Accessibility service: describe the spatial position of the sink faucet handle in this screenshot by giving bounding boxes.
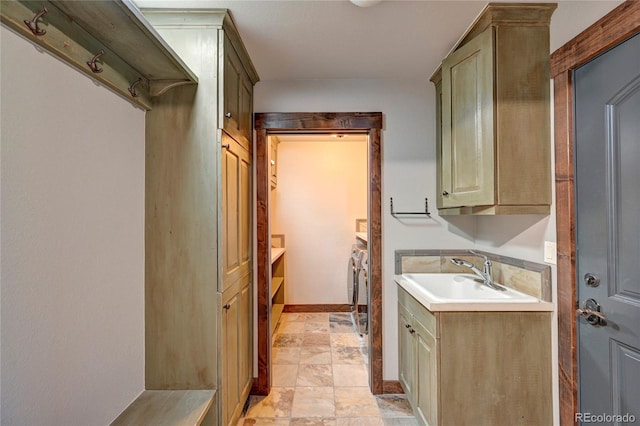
[469,250,492,274]
[469,249,489,262]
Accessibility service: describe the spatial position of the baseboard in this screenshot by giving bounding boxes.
[283,304,351,313]
[382,380,404,394]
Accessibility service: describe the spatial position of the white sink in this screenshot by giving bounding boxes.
[396,273,552,311]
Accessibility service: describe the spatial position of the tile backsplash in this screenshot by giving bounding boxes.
[395,249,551,302]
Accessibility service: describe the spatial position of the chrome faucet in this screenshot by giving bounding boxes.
[450,250,505,291]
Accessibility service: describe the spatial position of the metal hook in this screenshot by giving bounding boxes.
[24,7,48,36]
[87,49,106,73]
[128,78,144,98]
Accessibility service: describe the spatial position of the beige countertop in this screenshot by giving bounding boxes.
[355,232,368,244]
[271,247,285,264]
[395,274,553,312]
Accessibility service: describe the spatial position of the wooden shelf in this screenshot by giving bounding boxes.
[270,239,286,333]
[271,247,285,264]
[0,0,198,110]
[271,277,284,299]
[271,303,285,335]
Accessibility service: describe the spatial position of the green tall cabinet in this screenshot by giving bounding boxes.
[143,9,259,426]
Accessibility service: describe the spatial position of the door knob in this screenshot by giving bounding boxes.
[442,191,449,196]
[225,112,232,118]
[576,298,607,326]
[584,273,600,287]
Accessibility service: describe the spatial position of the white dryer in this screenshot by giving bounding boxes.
[347,243,368,335]
[355,250,369,336]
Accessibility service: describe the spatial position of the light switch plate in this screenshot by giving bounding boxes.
[544,241,557,264]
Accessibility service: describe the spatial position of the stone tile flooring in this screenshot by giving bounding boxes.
[237,312,419,426]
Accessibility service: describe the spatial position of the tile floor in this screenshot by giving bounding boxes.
[237,312,419,426]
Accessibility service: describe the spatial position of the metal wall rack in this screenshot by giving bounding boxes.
[390,197,431,218]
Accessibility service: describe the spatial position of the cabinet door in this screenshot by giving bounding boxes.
[222,35,240,137]
[239,74,253,145]
[415,322,438,426]
[441,27,494,208]
[221,290,240,426]
[238,283,252,399]
[221,132,252,293]
[222,35,252,148]
[398,303,415,401]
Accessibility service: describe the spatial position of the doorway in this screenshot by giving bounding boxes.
[551,2,640,424]
[253,112,383,396]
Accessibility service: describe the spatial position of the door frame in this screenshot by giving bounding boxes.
[253,112,384,396]
[551,2,640,424]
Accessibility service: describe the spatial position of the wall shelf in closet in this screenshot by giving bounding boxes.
[271,236,286,335]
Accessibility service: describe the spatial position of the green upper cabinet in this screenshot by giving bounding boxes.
[222,32,257,148]
[431,3,557,215]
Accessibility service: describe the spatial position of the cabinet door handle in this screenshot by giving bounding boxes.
[225,112,232,118]
[442,190,449,196]
[223,304,231,310]
[222,144,230,150]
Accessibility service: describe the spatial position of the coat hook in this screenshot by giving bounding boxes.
[87,49,106,73]
[128,78,144,98]
[24,6,48,36]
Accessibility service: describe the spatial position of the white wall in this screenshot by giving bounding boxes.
[271,139,368,304]
[255,78,477,379]
[255,76,561,421]
[1,27,145,426]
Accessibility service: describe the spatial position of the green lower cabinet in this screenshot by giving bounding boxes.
[414,321,437,426]
[398,303,415,398]
[397,285,552,426]
[398,293,438,425]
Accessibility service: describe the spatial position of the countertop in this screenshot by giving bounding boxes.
[355,232,368,244]
[395,274,554,312]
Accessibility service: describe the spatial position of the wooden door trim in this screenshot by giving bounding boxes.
[253,112,383,396]
[551,2,640,424]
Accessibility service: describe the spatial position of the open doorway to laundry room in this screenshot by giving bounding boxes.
[268,132,368,313]
[253,112,384,397]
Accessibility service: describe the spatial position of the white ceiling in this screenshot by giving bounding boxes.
[134,0,623,82]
